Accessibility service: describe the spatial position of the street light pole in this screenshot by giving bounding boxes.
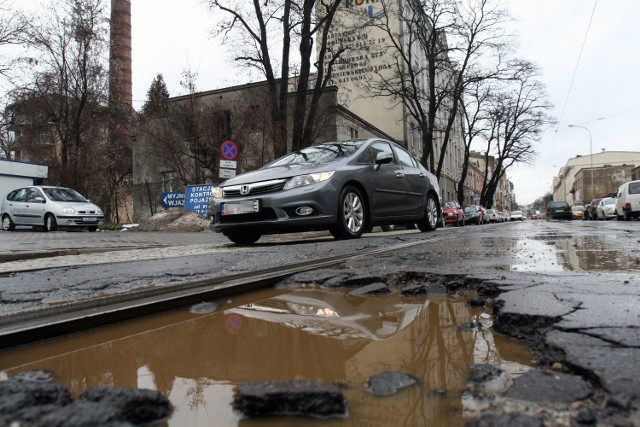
[568,124,594,202]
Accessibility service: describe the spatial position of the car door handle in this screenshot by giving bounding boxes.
[395,172,405,178]
[419,173,426,178]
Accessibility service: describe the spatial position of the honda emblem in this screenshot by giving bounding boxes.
[240,185,250,195]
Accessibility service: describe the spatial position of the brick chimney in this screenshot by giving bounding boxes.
[109,0,132,109]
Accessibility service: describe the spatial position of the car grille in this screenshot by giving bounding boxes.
[223,179,287,198]
[77,210,99,214]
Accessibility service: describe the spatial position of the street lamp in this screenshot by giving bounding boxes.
[568,124,593,202]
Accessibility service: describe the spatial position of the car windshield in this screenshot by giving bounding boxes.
[464,207,476,213]
[511,211,522,215]
[602,197,615,205]
[268,141,362,167]
[42,187,88,202]
[572,206,584,211]
[444,202,458,209]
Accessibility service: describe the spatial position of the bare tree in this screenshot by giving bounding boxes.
[362,0,509,178]
[0,0,29,79]
[457,77,492,206]
[478,60,555,208]
[205,0,343,158]
[12,0,109,198]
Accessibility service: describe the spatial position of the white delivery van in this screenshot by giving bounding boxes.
[615,180,640,220]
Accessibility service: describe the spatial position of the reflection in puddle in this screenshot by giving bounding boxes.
[515,233,640,272]
[0,288,533,426]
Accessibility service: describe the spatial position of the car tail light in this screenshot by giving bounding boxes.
[569,209,572,214]
[546,210,551,216]
[626,203,631,209]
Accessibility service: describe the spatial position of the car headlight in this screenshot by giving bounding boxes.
[96,208,103,215]
[62,207,77,214]
[211,186,223,198]
[283,171,335,190]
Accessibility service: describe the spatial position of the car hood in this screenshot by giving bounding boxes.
[220,162,338,186]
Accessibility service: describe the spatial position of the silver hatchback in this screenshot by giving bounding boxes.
[1,186,104,232]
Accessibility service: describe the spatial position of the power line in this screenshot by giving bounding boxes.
[543,0,598,171]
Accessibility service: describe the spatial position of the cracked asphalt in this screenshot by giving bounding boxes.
[1,219,640,423]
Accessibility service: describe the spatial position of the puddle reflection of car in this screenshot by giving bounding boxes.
[208,139,441,244]
[228,290,427,341]
[1,186,104,232]
[546,201,572,220]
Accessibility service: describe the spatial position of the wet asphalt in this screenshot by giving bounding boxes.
[0,219,639,423]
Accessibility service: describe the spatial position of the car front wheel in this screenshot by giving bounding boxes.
[417,194,439,232]
[2,214,15,231]
[330,186,366,240]
[44,214,57,232]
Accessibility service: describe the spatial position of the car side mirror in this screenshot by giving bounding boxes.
[375,152,394,165]
[35,197,45,203]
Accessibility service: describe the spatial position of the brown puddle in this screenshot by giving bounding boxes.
[0,287,533,426]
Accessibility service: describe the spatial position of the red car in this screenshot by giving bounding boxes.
[443,201,464,226]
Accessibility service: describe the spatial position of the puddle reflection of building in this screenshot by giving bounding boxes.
[554,237,638,272]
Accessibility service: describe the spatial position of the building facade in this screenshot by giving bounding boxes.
[552,151,640,205]
[132,83,396,222]
[319,0,466,202]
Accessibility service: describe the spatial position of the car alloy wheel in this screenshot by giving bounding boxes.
[2,214,15,231]
[44,214,57,232]
[330,186,365,240]
[417,194,438,232]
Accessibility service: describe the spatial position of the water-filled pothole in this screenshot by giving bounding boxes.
[0,276,534,426]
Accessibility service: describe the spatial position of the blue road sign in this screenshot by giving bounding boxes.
[162,192,185,208]
[185,184,217,217]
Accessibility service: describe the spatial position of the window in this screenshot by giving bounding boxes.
[163,171,177,192]
[393,146,414,168]
[350,127,359,139]
[360,141,394,164]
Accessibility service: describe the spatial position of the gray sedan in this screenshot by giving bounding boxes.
[208,139,441,244]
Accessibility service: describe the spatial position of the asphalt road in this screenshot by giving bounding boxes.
[1,219,639,424]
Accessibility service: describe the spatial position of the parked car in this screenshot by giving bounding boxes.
[1,186,104,232]
[442,201,464,227]
[615,180,640,221]
[585,198,602,220]
[463,205,483,225]
[510,210,524,221]
[546,200,573,220]
[477,206,487,224]
[207,138,442,244]
[595,197,616,220]
[486,209,499,223]
[571,205,584,220]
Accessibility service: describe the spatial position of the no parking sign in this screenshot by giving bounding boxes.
[220,140,238,160]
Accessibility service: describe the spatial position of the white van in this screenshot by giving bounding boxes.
[615,180,640,220]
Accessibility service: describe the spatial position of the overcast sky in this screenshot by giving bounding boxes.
[130,0,639,206]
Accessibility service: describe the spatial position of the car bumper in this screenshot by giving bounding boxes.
[209,181,340,234]
[56,215,105,227]
[549,213,572,220]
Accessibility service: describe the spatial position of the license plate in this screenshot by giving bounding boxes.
[222,200,260,215]
[83,217,97,222]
